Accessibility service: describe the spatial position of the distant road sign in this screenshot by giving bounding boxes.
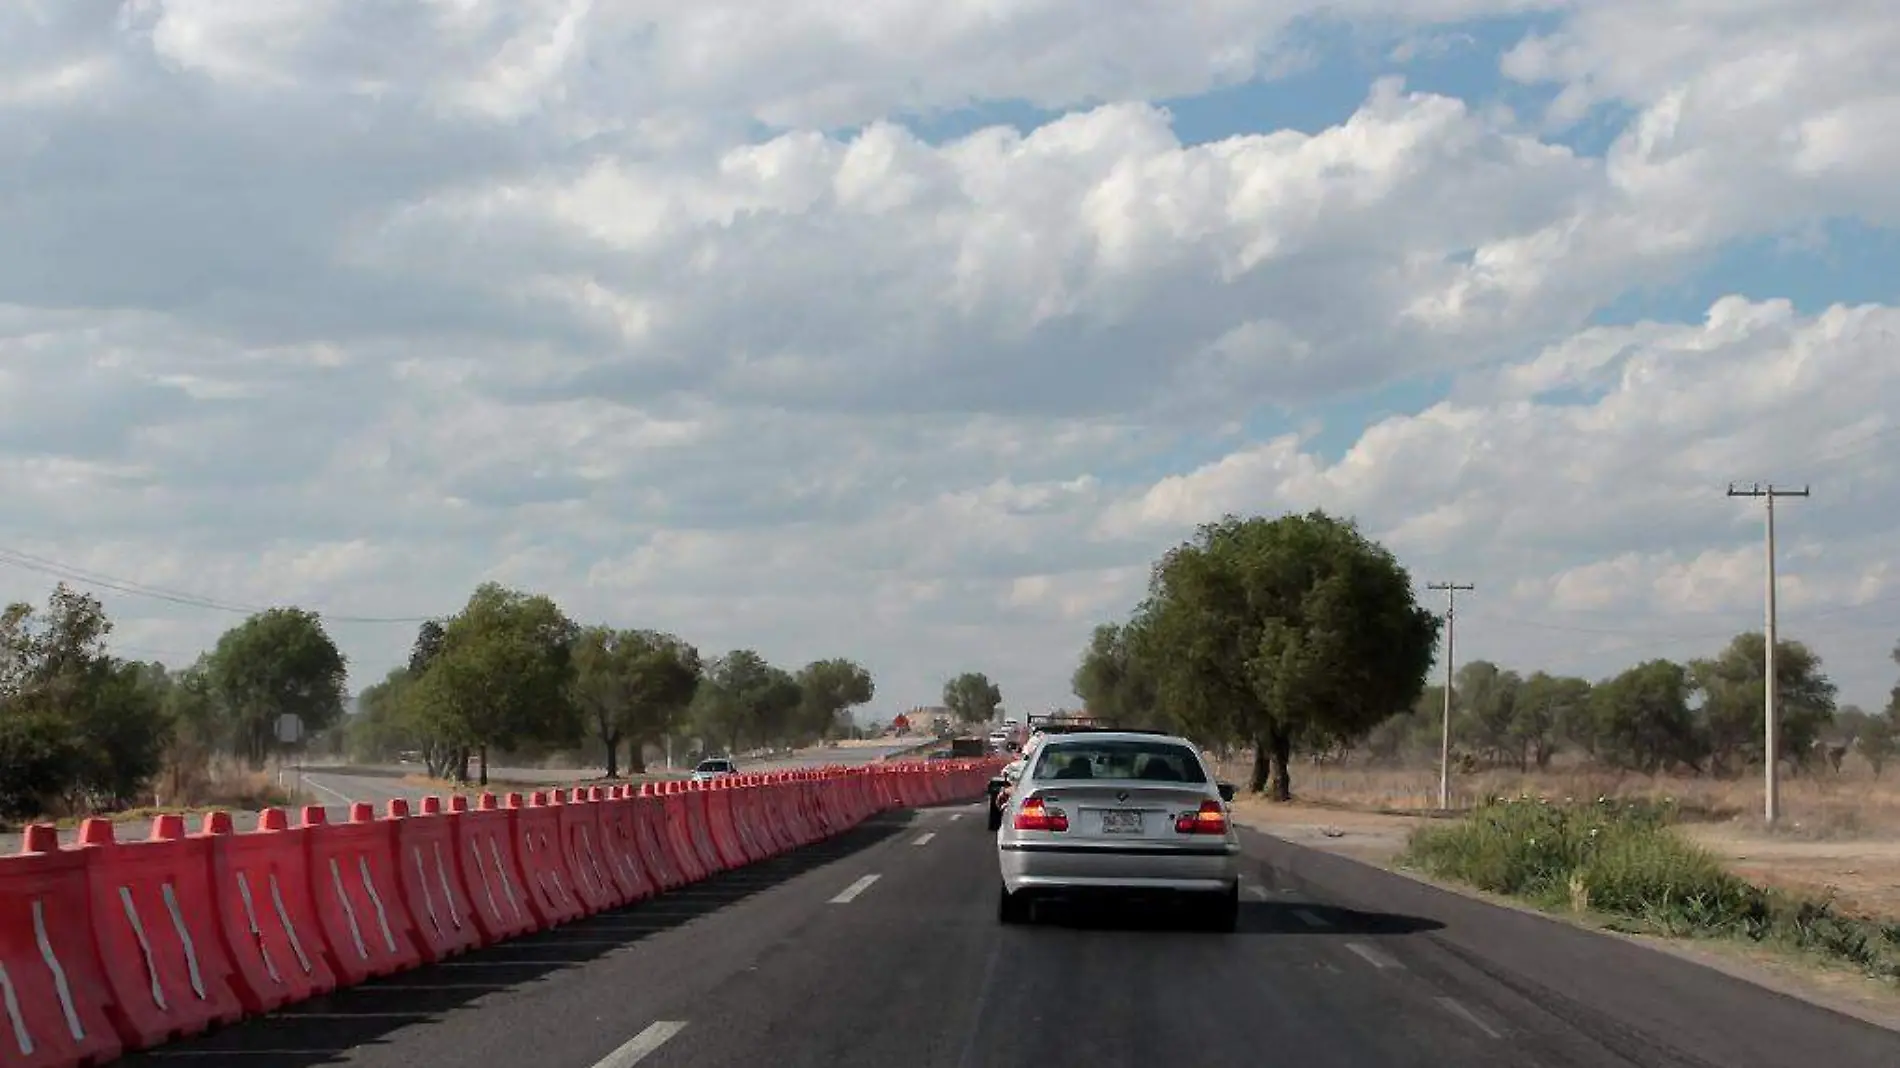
[276,713,304,745]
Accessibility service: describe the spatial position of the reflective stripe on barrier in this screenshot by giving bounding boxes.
[302,804,422,985]
[389,799,485,962]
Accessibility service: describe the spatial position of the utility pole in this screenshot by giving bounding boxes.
[1427,582,1474,811]
[1727,482,1809,825]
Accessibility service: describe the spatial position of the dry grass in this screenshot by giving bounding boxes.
[1229,757,1900,920]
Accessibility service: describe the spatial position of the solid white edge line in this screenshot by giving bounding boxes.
[1435,997,1501,1038]
[1245,885,1270,900]
[1292,908,1329,928]
[594,1020,688,1067]
[948,813,962,821]
[830,874,880,903]
[1344,942,1401,969]
[301,777,355,804]
[912,832,935,845]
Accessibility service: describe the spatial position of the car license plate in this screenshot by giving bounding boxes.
[1101,810,1142,834]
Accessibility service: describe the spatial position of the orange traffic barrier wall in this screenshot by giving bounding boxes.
[387,799,485,962]
[631,789,686,891]
[454,795,536,943]
[197,809,336,1014]
[302,804,422,985]
[78,816,244,1049]
[0,825,123,1068]
[0,758,1009,1068]
[509,793,586,927]
[555,790,619,914]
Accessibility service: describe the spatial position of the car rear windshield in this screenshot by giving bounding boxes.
[697,760,732,772]
[1030,740,1207,783]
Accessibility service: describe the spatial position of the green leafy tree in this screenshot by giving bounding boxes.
[795,658,875,741]
[942,671,1003,724]
[1132,511,1440,800]
[1513,672,1592,769]
[1071,623,1156,724]
[1691,632,1836,776]
[409,583,580,785]
[696,650,802,756]
[573,627,702,776]
[204,607,348,768]
[348,666,429,766]
[1589,659,1702,774]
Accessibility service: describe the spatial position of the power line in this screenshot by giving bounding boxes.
[1427,581,1473,811]
[1728,482,1809,826]
[0,544,435,624]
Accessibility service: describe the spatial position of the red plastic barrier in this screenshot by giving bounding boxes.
[702,784,748,870]
[586,787,650,904]
[452,795,537,943]
[387,799,484,962]
[725,782,769,863]
[554,791,618,914]
[509,793,585,927]
[657,785,707,884]
[0,825,122,1068]
[76,816,243,1049]
[302,803,422,984]
[198,809,335,1014]
[632,788,687,891]
[681,785,725,875]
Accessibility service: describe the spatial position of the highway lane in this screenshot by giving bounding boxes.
[119,801,1900,1068]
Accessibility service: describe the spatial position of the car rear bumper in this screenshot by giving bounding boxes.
[998,840,1240,894]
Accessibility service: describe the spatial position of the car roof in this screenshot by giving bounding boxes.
[1034,730,1197,748]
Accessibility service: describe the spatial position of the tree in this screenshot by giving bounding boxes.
[943,672,1003,724]
[1512,672,1592,769]
[795,659,875,741]
[1861,712,1897,778]
[1072,623,1156,724]
[203,607,349,768]
[409,619,447,675]
[1589,659,1701,774]
[1134,511,1440,800]
[572,627,702,777]
[409,583,580,785]
[696,650,802,756]
[1691,632,1837,776]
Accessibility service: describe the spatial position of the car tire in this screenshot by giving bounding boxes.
[1200,883,1239,932]
[998,884,1028,925]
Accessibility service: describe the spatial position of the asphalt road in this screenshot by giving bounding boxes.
[116,801,1900,1068]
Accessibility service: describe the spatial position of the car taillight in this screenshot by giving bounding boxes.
[1175,800,1228,834]
[1013,795,1068,832]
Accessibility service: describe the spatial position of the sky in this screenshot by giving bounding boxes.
[2,0,1898,725]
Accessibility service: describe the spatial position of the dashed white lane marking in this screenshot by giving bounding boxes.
[948,813,962,821]
[1344,942,1402,969]
[830,874,880,903]
[1245,885,1271,901]
[594,1020,687,1066]
[1292,908,1329,928]
[1436,997,1501,1038]
[912,832,935,846]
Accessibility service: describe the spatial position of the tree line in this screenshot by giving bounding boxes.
[1071,510,1900,800]
[0,579,878,821]
[337,583,876,784]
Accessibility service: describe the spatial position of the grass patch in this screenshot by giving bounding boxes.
[1401,794,1900,982]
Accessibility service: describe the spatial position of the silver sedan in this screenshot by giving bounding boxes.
[994,731,1241,930]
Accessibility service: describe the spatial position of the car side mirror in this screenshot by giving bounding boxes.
[1217,782,1236,803]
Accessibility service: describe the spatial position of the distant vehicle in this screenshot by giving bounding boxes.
[994,730,1240,930]
[949,738,987,758]
[928,749,954,760]
[689,758,739,783]
[986,730,1009,752]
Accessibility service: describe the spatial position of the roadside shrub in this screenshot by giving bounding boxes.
[1403,795,1900,980]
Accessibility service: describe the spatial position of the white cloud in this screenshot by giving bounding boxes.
[1,0,1898,723]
